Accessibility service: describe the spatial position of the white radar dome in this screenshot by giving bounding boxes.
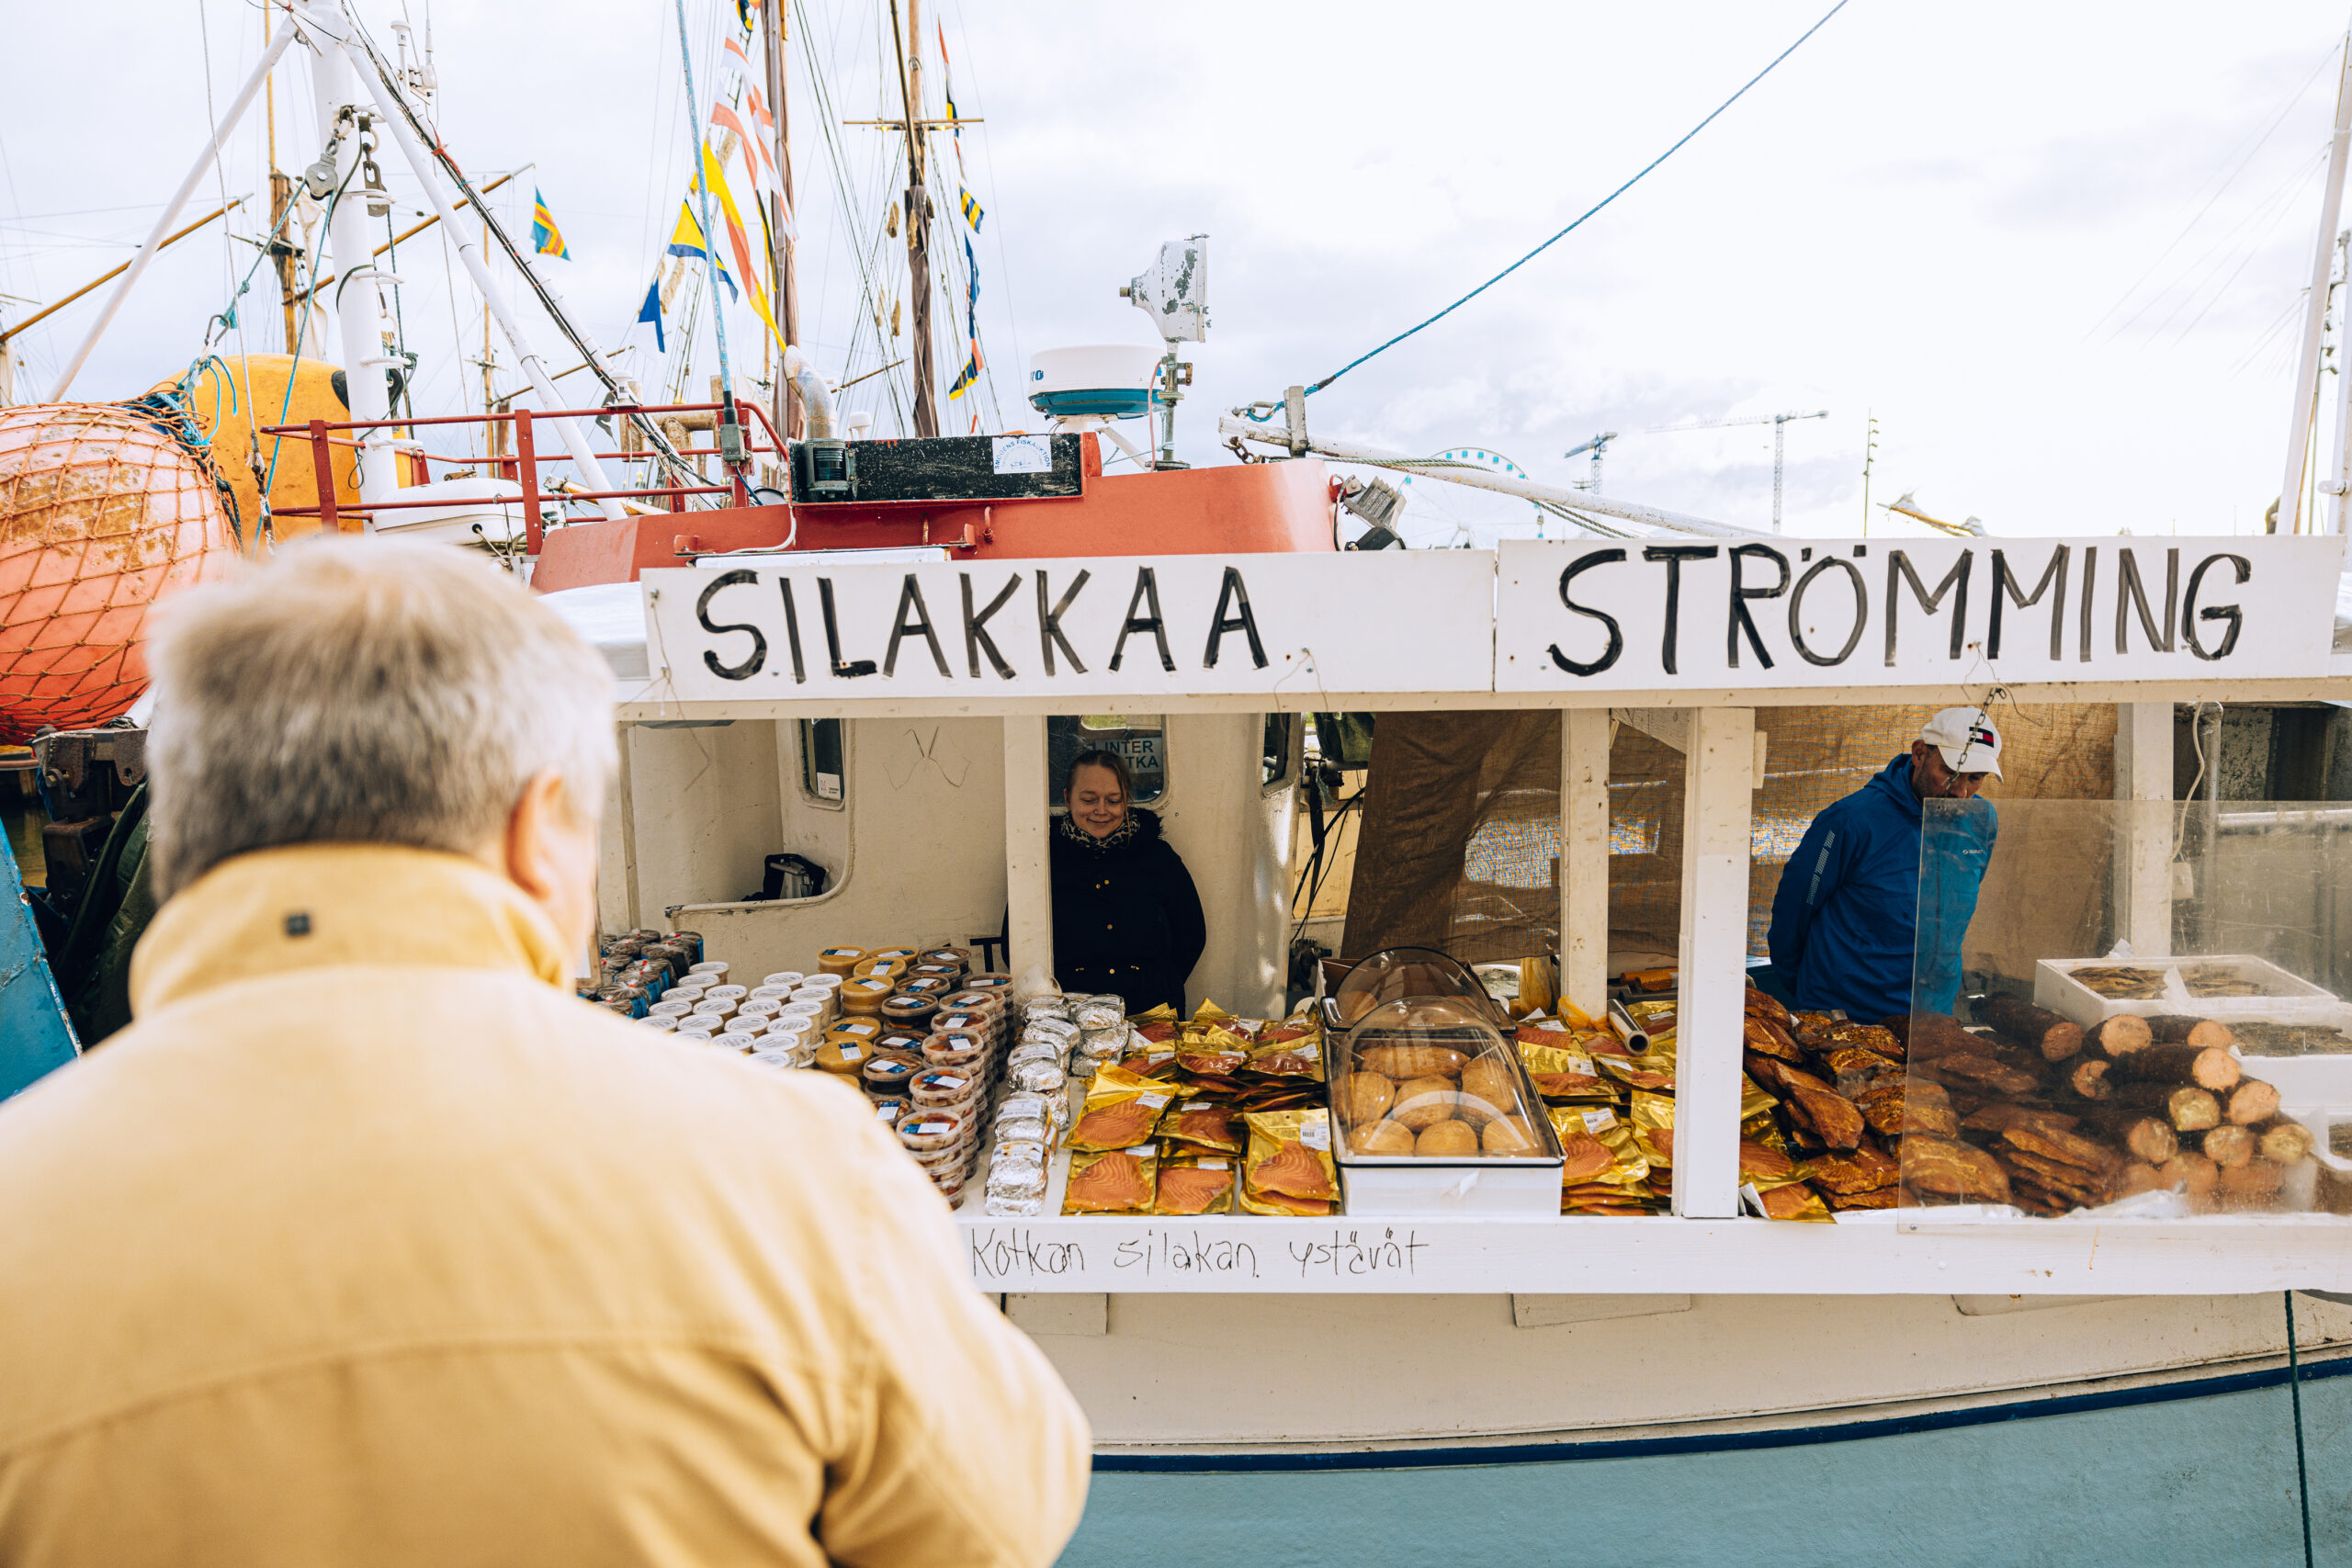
[1026,344,1159,421]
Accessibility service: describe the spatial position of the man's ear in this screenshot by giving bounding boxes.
[503,770,576,904]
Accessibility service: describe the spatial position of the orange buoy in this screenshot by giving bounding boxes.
[0,403,233,741]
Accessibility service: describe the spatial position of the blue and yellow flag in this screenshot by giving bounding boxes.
[959,187,985,231]
[530,188,570,259]
[948,343,983,401]
[665,202,737,300]
[637,279,665,353]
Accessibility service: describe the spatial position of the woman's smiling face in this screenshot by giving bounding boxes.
[1067,762,1128,839]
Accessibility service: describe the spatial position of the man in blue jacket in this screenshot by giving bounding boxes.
[1765,708,2002,1022]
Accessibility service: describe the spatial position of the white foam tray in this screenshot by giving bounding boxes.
[2033,953,2339,1026]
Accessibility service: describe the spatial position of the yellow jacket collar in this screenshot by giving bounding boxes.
[131,843,571,1015]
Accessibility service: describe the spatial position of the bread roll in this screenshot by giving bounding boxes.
[1350,1120,1417,1156]
[1416,1120,1479,1157]
[1335,1071,1396,1125]
[1482,1116,1537,1154]
[1460,1056,1521,1108]
[1454,1092,1512,1129]
[1359,1043,1471,1079]
[1389,1075,1459,1131]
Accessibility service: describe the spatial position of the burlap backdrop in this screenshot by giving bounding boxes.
[1341,704,2117,965]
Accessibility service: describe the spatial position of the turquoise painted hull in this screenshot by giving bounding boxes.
[1060,1359,2351,1566]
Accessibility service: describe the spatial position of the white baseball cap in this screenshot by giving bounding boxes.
[1921,707,2002,780]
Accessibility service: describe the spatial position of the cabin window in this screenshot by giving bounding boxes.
[797,718,844,807]
[1048,715,1166,806]
[1262,714,1293,789]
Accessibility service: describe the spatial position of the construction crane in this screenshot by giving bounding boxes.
[1563,431,1619,495]
[1641,409,1828,531]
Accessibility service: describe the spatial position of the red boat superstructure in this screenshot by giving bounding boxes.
[263,402,1335,589]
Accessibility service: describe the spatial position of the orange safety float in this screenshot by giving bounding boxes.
[0,402,234,741]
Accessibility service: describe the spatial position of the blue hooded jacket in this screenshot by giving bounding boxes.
[1767,753,1997,1022]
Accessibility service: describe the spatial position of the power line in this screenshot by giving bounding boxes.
[1304,0,1853,396]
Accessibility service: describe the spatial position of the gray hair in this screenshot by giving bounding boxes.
[146,537,616,898]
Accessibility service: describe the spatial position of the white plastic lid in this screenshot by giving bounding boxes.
[712,1032,759,1052]
[763,972,806,988]
[676,1019,719,1037]
[707,984,748,1000]
[688,961,729,976]
[640,1015,680,1032]
[767,1014,817,1039]
[692,998,736,1018]
[747,986,795,1001]
[738,997,784,1017]
[648,998,696,1017]
[801,973,844,990]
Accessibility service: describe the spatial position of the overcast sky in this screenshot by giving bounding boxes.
[5,1,2350,545]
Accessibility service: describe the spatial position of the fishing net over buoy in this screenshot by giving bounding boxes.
[0,403,233,742]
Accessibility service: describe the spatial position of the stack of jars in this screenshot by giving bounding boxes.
[586,929,706,1018]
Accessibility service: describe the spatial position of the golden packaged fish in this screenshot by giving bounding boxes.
[1153,1156,1237,1216]
[1160,1102,1245,1156]
[1069,1063,1182,1152]
[1062,1145,1159,1214]
[1243,1109,1340,1202]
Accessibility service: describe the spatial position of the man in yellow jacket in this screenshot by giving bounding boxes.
[0,541,1091,1566]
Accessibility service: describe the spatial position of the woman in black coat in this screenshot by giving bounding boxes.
[1049,749,1206,1014]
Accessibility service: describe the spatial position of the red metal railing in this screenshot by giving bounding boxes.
[258,401,791,553]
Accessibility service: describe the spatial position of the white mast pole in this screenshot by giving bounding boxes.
[2277,17,2352,535]
[48,25,299,400]
[2328,233,2352,534]
[309,38,399,513]
[314,18,627,519]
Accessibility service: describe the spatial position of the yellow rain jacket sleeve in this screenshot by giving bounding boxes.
[0,843,1090,1568]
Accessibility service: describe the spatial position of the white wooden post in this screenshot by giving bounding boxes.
[1003,716,1055,978]
[2114,702,2174,957]
[1560,706,1611,1019]
[1675,706,1755,1219]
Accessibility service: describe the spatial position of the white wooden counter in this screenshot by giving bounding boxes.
[956,1211,2352,1295]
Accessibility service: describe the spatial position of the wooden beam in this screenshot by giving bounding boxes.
[1003,715,1053,977]
[2115,701,2175,956]
[1673,705,1755,1219]
[1560,706,1611,1018]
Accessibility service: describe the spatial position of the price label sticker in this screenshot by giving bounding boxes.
[1138,1092,1171,1109]
[840,1046,865,1063]
[1126,1141,1158,1156]
[1582,1108,1617,1134]
[1301,1120,1331,1151]
[1195,1157,1229,1170]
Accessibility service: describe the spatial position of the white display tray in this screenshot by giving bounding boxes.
[1338,1157,1563,1216]
[2032,953,2339,1025]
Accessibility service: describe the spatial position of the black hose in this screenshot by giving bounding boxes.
[2288,1291,2314,1568]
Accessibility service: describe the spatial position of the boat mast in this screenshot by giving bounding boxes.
[2276,16,2352,534]
[894,0,937,436]
[763,0,800,438]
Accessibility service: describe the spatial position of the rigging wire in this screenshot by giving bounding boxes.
[795,0,909,429]
[950,3,1024,421]
[2083,39,2342,344]
[2108,145,2326,344]
[1302,0,1852,397]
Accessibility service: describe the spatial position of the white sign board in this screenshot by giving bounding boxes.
[1495,536,2344,692]
[642,551,1493,701]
